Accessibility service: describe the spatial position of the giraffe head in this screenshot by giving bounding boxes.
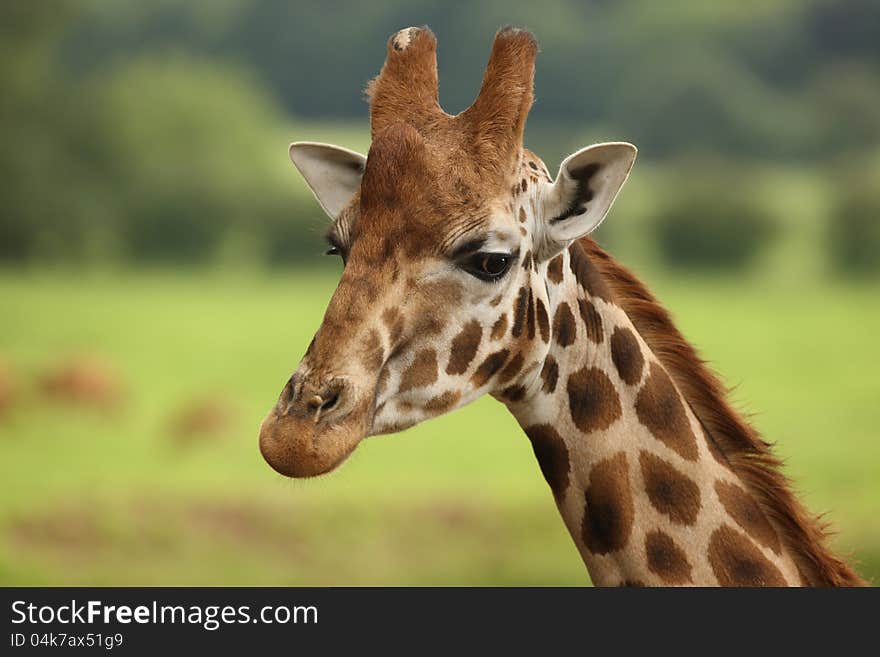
[259,27,636,477]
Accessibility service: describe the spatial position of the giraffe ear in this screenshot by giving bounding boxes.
[289,142,366,219]
[539,142,637,256]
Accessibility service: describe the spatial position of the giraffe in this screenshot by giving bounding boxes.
[258,26,865,586]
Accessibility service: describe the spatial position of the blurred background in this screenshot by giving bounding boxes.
[1,0,878,585]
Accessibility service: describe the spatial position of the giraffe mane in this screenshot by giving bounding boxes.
[577,237,868,587]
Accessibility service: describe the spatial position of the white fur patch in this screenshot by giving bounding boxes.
[393,27,417,51]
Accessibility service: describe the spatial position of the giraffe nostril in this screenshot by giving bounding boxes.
[291,378,349,420]
[320,392,339,412]
[305,391,340,414]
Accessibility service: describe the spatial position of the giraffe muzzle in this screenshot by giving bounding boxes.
[258,374,367,477]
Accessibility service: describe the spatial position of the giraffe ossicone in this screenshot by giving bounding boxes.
[258,26,865,587]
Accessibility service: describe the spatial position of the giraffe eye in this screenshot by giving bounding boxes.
[323,237,347,263]
[461,252,514,282]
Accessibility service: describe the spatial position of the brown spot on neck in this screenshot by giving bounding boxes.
[635,362,699,461]
[715,480,782,554]
[610,326,644,386]
[525,424,571,504]
[567,366,622,433]
[500,384,527,402]
[645,530,693,584]
[547,255,565,284]
[708,524,788,586]
[511,287,528,338]
[535,298,550,343]
[577,298,604,344]
[540,356,559,394]
[581,452,635,555]
[639,451,701,525]
[498,352,525,384]
[568,241,612,302]
[553,302,577,347]
[424,390,461,413]
[471,349,509,387]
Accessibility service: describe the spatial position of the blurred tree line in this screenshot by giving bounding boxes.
[1,0,879,272]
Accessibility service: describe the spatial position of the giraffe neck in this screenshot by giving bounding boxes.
[506,243,802,586]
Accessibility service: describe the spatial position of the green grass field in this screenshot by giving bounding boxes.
[0,270,878,585]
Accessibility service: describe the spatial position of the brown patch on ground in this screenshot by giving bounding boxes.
[38,356,125,410]
[168,396,237,446]
[8,506,108,555]
[0,360,16,417]
[420,501,481,532]
[184,500,306,550]
[8,497,311,564]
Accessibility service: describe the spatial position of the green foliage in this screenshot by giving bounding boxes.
[652,187,776,271]
[829,186,880,276]
[61,0,880,160]
[2,0,879,267]
[90,53,298,263]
